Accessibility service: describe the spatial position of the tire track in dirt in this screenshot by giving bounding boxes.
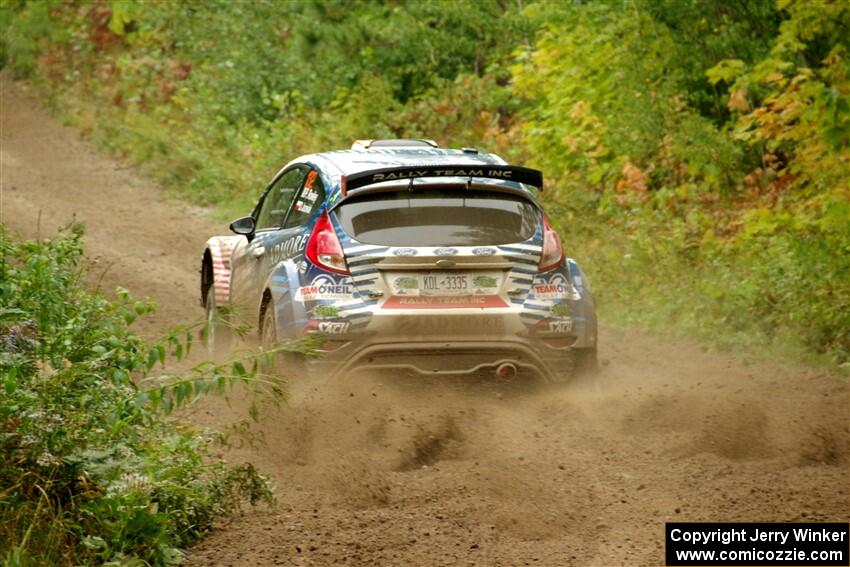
[3,75,848,567]
[1,73,212,337]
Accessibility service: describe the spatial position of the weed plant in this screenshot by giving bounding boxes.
[0,225,281,566]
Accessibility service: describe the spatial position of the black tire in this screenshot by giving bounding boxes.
[572,346,599,378]
[204,285,232,355]
[259,299,284,373]
[551,344,598,385]
[259,299,277,349]
[260,299,306,378]
[572,323,600,381]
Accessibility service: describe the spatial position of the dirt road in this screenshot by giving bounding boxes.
[2,75,848,567]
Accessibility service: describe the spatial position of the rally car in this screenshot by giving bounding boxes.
[201,139,597,381]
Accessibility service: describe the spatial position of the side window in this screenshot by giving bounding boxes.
[255,167,307,231]
[284,169,325,228]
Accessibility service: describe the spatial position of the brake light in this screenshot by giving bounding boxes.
[538,215,565,272]
[306,210,349,274]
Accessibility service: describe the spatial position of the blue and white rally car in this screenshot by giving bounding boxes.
[201,139,597,381]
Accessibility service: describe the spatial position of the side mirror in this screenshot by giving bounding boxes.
[229,216,255,236]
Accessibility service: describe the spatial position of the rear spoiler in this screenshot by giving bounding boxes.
[341,164,543,195]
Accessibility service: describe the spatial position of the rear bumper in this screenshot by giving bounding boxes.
[310,337,579,382]
[277,257,597,381]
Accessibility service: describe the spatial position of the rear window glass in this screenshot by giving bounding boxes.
[334,189,539,246]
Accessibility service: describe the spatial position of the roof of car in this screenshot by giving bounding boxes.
[306,147,507,177]
[277,147,541,208]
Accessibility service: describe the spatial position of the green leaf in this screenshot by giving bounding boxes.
[4,367,18,395]
[705,59,746,85]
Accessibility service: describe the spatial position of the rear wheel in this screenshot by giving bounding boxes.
[551,344,598,384]
[204,285,232,355]
[259,300,280,373]
[260,299,277,348]
[259,299,305,376]
[572,346,599,377]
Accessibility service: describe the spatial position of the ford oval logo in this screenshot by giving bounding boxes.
[472,247,496,256]
[393,247,418,256]
[434,247,458,256]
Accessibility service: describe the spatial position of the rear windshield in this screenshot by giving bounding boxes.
[334,189,539,246]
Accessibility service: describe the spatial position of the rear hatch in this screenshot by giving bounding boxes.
[331,188,543,330]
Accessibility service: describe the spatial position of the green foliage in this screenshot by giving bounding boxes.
[1,0,531,215]
[0,226,277,566]
[513,0,770,193]
[0,0,63,77]
[513,0,849,366]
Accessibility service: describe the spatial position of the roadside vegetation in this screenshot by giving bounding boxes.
[0,225,281,565]
[1,1,848,364]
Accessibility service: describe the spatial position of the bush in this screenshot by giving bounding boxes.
[0,225,275,566]
[515,0,850,366]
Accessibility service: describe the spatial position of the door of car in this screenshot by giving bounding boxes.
[230,165,308,318]
[269,168,328,337]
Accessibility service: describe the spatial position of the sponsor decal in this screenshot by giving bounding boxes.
[345,165,542,192]
[531,317,574,335]
[393,276,419,294]
[392,247,418,256]
[311,305,340,319]
[393,315,504,334]
[550,303,570,317]
[318,321,350,334]
[472,275,498,288]
[472,247,496,256]
[532,273,580,300]
[369,168,514,182]
[548,319,573,333]
[382,295,507,309]
[433,247,458,256]
[269,233,309,264]
[293,179,320,214]
[305,170,318,189]
[295,275,354,302]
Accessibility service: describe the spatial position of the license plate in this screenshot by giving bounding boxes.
[388,271,502,296]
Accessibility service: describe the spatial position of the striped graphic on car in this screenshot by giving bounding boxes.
[332,212,554,329]
[206,236,241,305]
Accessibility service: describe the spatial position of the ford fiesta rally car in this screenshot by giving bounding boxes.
[201,139,597,381]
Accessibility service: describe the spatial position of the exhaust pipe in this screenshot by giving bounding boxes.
[495,362,517,379]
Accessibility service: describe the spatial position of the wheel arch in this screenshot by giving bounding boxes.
[201,236,242,308]
[261,259,307,340]
[565,257,597,349]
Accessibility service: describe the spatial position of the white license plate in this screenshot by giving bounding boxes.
[388,271,502,296]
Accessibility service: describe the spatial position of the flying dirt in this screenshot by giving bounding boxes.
[2,75,847,567]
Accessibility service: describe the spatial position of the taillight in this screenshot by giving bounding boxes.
[306,210,349,274]
[538,215,564,273]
